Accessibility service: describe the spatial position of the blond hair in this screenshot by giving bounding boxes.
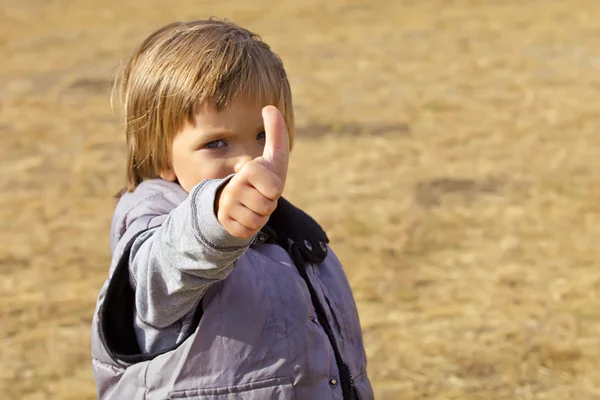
[113,18,295,197]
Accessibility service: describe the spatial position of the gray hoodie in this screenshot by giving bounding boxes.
[90,178,373,400]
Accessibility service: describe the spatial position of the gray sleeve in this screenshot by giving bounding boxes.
[129,177,254,329]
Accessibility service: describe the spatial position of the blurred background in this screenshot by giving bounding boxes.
[2,0,600,399]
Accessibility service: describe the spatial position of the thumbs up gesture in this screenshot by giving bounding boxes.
[216,106,290,239]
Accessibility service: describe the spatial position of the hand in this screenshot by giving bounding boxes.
[216,106,290,239]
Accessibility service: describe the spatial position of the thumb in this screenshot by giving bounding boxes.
[261,105,290,185]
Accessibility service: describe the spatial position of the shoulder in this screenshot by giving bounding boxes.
[110,179,188,253]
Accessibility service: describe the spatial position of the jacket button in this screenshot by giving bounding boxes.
[319,241,327,252]
[329,378,338,386]
[303,240,313,251]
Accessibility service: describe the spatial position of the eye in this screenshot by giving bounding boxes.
[205,140,226,149]
[256,131,266,141]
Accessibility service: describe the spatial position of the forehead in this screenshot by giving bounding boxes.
[193,97,265,132]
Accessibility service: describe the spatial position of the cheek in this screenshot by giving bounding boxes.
[253,145,265,159]
[171,153,203,192]
[198,163,225,180]
[174,155,232,192]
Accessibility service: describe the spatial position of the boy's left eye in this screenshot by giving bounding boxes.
[256,131,266,141]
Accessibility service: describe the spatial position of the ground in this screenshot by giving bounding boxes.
[2,0,600,399]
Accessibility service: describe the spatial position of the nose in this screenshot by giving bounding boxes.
[233,154,254,173]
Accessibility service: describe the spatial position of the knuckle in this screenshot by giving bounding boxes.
[233,169,253,188]
[219,195,236,215]
[229,177,245,193]
[232,224,251,239]
[247,216,264,231]
[242,227,256,239]
[264,200,277,215]
[223,219,236,236]
[268,181,284,199]
[241,160,261,176]
[258,215,269,229]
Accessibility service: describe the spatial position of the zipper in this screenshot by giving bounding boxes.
[289,243,357,399]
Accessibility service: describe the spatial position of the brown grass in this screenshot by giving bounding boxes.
[2,0,600,398]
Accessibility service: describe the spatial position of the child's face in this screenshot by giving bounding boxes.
[160,97,267,193]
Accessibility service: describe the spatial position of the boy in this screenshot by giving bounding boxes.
[91,18,373,400]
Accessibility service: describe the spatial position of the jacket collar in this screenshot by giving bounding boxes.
[262,197,329,264]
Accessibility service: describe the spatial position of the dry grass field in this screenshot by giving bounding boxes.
[2,0,600,398]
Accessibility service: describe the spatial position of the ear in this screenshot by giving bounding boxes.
[159,167,177,182]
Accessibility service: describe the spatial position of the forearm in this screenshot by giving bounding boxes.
[129,178,254,328]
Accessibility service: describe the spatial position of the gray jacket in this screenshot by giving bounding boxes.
[90,178,373,399]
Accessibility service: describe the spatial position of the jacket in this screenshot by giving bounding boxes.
[91,178,374,399]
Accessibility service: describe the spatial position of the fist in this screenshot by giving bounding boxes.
[217,106,290,239]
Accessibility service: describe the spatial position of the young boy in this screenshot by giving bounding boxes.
[91,19,373,400]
